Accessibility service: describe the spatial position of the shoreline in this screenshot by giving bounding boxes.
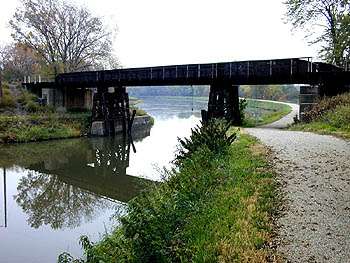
[0,114,154,144]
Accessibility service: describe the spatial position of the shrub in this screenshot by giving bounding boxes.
[302,92,350,123]
[24,101,41,113]
[0,88,16,109]
[17,89,37,105]
[175,119,236,165]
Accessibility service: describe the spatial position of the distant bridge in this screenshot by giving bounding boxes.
[24,57,350,130]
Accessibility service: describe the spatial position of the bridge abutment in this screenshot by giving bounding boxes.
[299,85,320,122]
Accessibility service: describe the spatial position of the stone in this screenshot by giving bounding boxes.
[90,121,105,136]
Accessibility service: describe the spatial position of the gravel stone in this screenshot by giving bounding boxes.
[246,102,350,262]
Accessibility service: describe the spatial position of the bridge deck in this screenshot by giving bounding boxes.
[24,58,349,89]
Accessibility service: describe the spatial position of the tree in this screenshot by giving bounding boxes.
[284,0,350,66]
[0,43,40,81]
[10,0,117,75]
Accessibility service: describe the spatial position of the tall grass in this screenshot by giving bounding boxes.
[0,114,90,143]
[59,120,275,262]
[301,92,350,123]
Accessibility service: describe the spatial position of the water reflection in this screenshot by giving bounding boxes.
[0,96,203,262]
[15,170,112,230]
[0,128,153,230]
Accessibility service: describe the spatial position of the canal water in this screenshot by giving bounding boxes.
[0,96,206,262]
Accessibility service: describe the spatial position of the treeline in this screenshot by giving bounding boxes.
[240,85,299,103]
[128,85,299,103]
[127,86,210,97]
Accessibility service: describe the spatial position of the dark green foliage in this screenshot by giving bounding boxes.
[175,119,236,165]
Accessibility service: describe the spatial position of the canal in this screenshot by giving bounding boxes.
[0,96,205,262]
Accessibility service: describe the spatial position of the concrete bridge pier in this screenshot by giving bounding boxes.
[299,85,320,122]
[205,82,241,125]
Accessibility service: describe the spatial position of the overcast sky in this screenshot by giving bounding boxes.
[0,0,318,68]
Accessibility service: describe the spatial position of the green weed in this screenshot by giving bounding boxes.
[59,124,275,262]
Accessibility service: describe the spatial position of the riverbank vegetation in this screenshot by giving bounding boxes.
[290,92,350,139]
[243,99,292,127]
[0,114,90,143]
[0,82,151,143]
[59,120,276,262]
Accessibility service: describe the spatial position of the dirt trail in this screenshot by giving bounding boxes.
[246,102,350,262]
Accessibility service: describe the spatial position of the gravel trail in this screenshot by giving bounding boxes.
[246,102,350,262]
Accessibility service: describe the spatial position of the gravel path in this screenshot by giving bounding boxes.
[246,102,350,262]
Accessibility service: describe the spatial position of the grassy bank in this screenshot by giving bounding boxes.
[0,113,90,143]
[60,121,276,262]
[290,92,350,139]
[243,99,292,127]
[0,83,152,143]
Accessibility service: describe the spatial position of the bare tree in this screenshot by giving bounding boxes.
[10,0,117,75]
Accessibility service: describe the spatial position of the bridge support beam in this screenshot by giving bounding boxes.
[204,82,241,125]
[90,86,131,136]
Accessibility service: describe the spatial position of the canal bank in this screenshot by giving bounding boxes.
[0,96,293,262]
[0,113,153,143]
[60,124,277,262]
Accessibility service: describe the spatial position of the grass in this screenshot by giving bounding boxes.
[59,121,276,262]
[290,103,350,139]
[243,100,292,127]
[0,113,90,143]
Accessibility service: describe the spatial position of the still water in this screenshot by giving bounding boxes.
[0,96,205,262]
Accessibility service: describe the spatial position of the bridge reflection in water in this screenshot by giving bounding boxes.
[0,127,154,230]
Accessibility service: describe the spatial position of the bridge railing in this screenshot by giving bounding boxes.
[22,57,332,87]
[23,75,55,84]
[55,57,317,86]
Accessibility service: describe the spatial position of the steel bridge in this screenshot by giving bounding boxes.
[23,57,350,129]
[24,57,348,88]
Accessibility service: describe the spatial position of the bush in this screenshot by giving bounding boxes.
[302,92,350,123]
[0,88,16,109]
[17,89,37,105]
[24,101,41,113]
[175,119,237,165]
